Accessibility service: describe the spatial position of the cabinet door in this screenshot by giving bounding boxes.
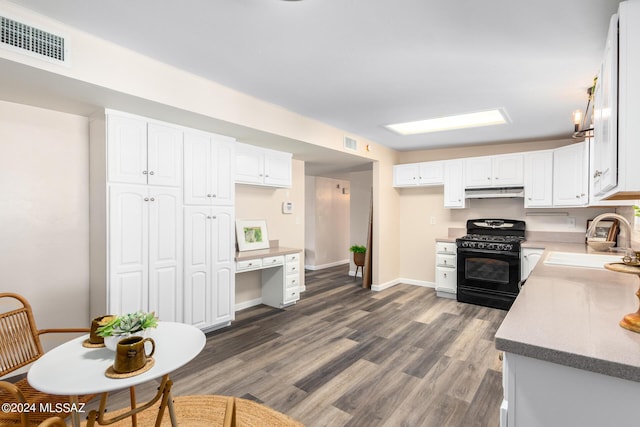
[524,151,553,208]
[210,134,235,205]
[263,149,292,187]
[183,206,212,328]
[107,115,147,184]
[435,267,456,294]
[108,185,149,314]
[493,154,524,186]
[419,161,444,185]
[183,131,213,205]
[521,248,544,280]
[393,164,419,187]
[235,143,264,185]
[147,123,182,187]
[148,187,182,323]
[444,160,466,208]
[553,142,588,207]
[211,207,235,324]
[464,157,492,188]
[592,15,618,197]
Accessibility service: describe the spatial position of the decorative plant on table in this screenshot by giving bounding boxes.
[97,311,158,350]
[349,244,367,267]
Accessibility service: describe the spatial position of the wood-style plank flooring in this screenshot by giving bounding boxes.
[91,265,507,426]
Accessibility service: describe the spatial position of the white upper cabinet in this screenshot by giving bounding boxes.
[553,142,588,207]
[444,160,465,209]
[464,154,524,188]
[524,150,553,208]
[183,130,235,206]
[235,142,292,188]
[107,113,182,186]
[393,161,444,187]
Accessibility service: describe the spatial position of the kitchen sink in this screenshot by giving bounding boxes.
[543,251,623,269]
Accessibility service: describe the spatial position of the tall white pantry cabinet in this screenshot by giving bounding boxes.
[89,110,236,331]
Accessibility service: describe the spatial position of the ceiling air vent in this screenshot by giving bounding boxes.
[0,16,67,63]
[344,136,357,151]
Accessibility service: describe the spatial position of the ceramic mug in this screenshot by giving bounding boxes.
[89,315,112,345]
[113,336,155,373]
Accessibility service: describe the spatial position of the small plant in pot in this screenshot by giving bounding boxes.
[97,311,158,350]
[350,244,366,267]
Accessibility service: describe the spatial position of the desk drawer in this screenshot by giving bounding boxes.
[286,275,300,289]
[286,253,300,263]
[283,288,300,304]
[285,262,300,275]
[237,259,262,271]
[262,256,284,267]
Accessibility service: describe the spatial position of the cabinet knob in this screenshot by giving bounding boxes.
[444,273,447,278]
[150,197,155,202]
[292,279,296,284]
[149,171,154,175]
[528,197,532,200]
[265,174,269,178]
[443,260,447,264]
[212,216,217,219]
[292,267,296,271]
[142,170,148,175]
[207,216,211,219]
[575,195,580,199]
[487,177,491,180]
[144,197,149,202]
[207,194,212,198]
[248,262,253,266]
[212,194,216,198]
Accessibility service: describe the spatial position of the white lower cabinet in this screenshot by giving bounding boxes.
[108,184,182,321]
[521,248,544,280]
[183,206,235,329]
[435,242,456,298]
[503,352,640,427]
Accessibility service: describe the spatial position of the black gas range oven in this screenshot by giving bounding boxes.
[456,219,525,310]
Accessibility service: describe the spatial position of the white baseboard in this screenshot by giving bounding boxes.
[371,279,435,292]
[305,259,350,270]
[234,297,263,311]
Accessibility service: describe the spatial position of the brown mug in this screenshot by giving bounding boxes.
[113,336,155,374]
[89,315,112,345]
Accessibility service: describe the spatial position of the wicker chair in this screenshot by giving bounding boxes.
[0,292,95,425]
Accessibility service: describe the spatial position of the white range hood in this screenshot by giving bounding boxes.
[465,187,525,199]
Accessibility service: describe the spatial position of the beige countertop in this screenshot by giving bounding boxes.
[495,241,640,382]
[235,246,301,262]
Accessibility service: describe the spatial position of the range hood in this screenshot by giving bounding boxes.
[465,187,525,199]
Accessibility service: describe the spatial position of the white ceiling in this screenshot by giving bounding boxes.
[5,0,622,155]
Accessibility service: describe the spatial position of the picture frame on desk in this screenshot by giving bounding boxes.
[236,219,270,251]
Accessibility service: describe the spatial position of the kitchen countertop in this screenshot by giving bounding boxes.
[495,241,640,382]
[235,246,301,262]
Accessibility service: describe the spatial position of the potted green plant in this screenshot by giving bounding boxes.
[349,244,366,267]
[97,311,158,350]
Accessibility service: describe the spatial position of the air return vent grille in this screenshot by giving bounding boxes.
[1,16,66,62]
[344,136,357,151]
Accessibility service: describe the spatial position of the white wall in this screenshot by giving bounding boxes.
[0,100,89,349]
[304,176,350,269]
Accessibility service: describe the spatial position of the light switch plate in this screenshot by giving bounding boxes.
[282,202,294,214]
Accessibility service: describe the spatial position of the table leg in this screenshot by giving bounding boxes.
[69,395,81,427]
[129,386,137,427]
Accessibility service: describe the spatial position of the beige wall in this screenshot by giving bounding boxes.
[347,170,373,275]
[304,176,350,269]
[0,100,89,350]
[235,159,306,306]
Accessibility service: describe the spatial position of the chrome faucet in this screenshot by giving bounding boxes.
[586,213,633,255]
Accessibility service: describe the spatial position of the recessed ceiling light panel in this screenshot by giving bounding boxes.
[385,109,509,136]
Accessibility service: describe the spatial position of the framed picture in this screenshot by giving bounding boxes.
[236,219,270,251]
[586,219,617,243]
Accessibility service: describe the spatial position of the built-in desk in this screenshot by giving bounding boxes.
[235,247,302,308]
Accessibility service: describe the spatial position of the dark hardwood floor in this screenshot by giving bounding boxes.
[94,265,507,426]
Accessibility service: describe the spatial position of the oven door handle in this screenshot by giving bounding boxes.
[457,248,520,257]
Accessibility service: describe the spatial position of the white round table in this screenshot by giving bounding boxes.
[27,322,206,426]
